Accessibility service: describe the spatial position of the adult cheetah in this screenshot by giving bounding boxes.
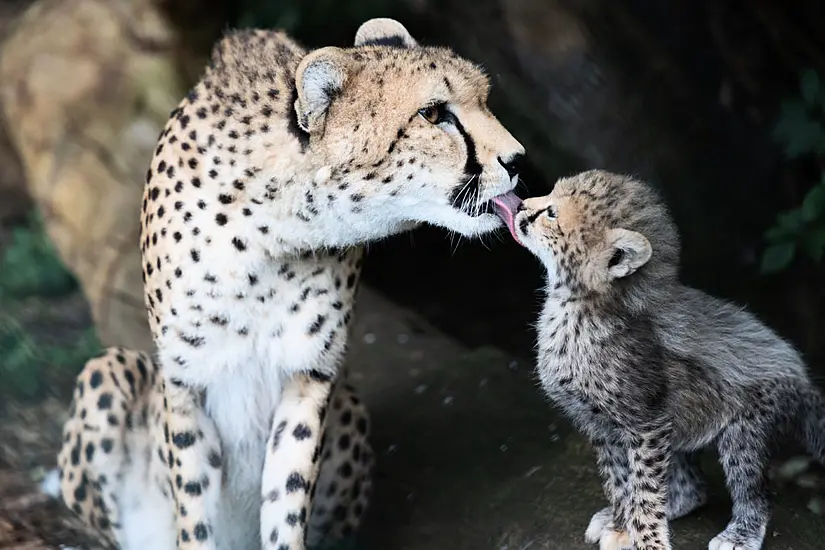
[57,17,525,550]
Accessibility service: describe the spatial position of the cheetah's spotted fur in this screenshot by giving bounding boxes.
[58,17,524,550]
[58,348,371,549]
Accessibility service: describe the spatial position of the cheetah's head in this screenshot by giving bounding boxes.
[507,170,680,295]
[293,18,525,240]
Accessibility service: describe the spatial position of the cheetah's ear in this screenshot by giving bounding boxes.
[295,47,352,134]
[605,228,652,279]
[354,18,418,48]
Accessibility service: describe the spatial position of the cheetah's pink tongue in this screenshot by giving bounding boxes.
[491,191,523,245]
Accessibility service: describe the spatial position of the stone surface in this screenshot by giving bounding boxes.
[0,0,31,224]
[0,0,205,351]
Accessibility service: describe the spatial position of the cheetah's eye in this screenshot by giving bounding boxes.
[418,103,446,125]
[543,205,558,220]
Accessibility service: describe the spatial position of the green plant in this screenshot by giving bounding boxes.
[762,69,825,273]
[0,209,98,400]
[0,211,78,299]
[0,317,100,399]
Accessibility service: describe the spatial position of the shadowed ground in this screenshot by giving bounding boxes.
[347,287,825,550]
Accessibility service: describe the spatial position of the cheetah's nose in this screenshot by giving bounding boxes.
[498,153,524,179]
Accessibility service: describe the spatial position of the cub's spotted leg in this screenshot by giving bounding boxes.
[261,372,333,550]
[587,446,703,549]
[710,415,772,550]
[163,378,223,549]
[667,451,707,520]
[625,423,672,550]
[307,382,375,547]
[585,435,631,549]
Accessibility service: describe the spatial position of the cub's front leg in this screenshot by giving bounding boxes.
[261,372,334,550]
[586,433,632,550]
[163,378,224,549]
[625,422,673,550]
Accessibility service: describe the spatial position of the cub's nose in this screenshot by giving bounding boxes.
[498,153,524,178]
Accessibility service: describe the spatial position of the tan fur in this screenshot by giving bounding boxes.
[62,18,524,550]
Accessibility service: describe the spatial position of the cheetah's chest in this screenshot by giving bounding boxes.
[153,250,359,441]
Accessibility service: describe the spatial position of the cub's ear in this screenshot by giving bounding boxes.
[354,18,418,48]
[605,228,652,279]
[294,47,352,134]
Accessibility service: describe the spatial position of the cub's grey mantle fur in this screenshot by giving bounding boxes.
[512,170,825,550]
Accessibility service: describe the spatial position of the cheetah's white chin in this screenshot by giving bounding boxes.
[435,211,503,238]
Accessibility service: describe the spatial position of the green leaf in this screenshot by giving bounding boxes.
[803,225,825,262]
[788,122,825,158]
[802,70,821,105]
[772,99,825,157]
[764,225,789,242]
[760,242,796,274]
[802,183,825,222]
[776,209,805,232]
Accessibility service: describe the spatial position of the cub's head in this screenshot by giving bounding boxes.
[294,18,525,238]
[507,170,680,295]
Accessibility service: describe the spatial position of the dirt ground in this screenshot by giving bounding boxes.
[3,285,824,550]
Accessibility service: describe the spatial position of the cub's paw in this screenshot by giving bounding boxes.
[708,528,765,550]
[584,508,631,549]
[599,529,632,550]
[585,507,612,543]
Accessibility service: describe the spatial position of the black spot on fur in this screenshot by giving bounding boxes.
[184,481,202,496]
[271,420,287,450]
[172,431,196,449]
[208,450,222,468]
[292,423,312,441]
[97,393,113,409]
[285,472,310,493]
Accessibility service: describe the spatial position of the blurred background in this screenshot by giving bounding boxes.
[1,0,825,548]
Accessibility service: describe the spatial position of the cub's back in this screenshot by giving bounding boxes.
[658,286,806,386]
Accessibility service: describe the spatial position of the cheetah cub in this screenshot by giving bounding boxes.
[498,170,825,550]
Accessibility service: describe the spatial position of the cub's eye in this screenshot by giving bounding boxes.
[418,103,445,124]
[543,205,558,219]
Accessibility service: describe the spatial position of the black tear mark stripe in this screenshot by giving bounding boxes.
[446,111,482,178]
[446,110,482,206]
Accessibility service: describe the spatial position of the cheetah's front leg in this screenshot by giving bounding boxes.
[261,372,333,550]
[625,423,673,550]
[163,378,224,549]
